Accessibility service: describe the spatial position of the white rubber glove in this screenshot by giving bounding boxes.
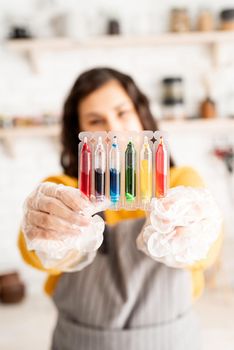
[136,186,222,268]
[22,182,110,271]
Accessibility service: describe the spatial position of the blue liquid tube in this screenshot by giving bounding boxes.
[109,136,121,203]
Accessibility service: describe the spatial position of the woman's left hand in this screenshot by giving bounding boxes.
[136,186,222,268]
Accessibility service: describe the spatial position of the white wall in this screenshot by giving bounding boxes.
[0,138,61,292]
[0,0,234,117]
[1,0,234,293]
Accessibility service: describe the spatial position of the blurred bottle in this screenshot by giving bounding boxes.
[107,19,121,35]
[197,9,214,32]
[170,8,191,32]
[200,96,216,119]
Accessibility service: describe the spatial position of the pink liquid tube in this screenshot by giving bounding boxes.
[155,136,168,198]
[79,137,92,198]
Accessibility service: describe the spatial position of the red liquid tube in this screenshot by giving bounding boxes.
[79,137,92,198]
[155,136,168,198]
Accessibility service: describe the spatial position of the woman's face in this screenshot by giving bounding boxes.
[79,80,143,132]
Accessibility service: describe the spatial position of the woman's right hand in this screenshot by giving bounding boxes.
[23,182,96,241]
[22,182,110,270]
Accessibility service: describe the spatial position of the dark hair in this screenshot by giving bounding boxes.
[61,67,174,177]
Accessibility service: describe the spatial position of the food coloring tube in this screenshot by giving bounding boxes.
[155,136,168,198]
[79,136,92,198]
[140,136,152,203]
[94,136,106,201]
[109,136,121,203]
[125,138,136,202]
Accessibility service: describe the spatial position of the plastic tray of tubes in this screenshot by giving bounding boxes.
[78,131,169,211]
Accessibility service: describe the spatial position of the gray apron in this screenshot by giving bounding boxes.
[51,218,201,350]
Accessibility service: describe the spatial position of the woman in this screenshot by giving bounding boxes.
[19,68,222,350]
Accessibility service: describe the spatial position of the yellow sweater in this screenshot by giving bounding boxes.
[18,166,223,298]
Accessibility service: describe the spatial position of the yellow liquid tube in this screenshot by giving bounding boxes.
[140,136,152,203]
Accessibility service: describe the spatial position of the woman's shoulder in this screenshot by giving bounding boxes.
[43,174,78,188]
[170,166,205,188]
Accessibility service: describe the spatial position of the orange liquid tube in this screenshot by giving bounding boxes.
[79,137,92,198]
[155,136,168,198]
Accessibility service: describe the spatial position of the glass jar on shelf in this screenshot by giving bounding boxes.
[170,8,191,33]
[161,77,185,119]
[220,9,234,31]
[197,9,214,32]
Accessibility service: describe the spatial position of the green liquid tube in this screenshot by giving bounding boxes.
[125,138,136,202]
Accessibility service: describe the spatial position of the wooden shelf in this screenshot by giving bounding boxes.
[0,125,60,139]
[5,38,76,51]
[0,125,60,156]
[4,31,234,72]
[1,119,233,156]
[0,118,233,140]
[5,31,234,50]
[159,118,234,134]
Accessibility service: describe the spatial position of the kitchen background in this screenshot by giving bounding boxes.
[0,0,234,349]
